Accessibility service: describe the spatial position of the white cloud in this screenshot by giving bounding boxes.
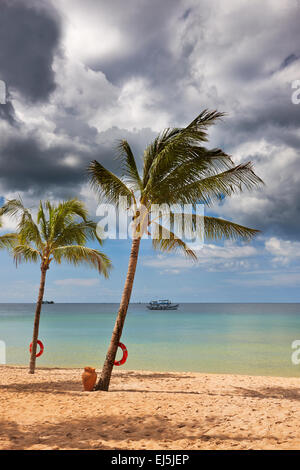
[228,272,300,287]
[144,241,258,272]
[265,237,300,265]
[60,2,128,64]
[0,214,18,232]
[54,278,100,287]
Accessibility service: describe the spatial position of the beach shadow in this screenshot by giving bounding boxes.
[0,371,194,395]
[232,386,300,402]
[0,380,82,394]
[0,411,282,450]
[113,372,195,379]
[112,388,204,395]
[2,374,299,403]
[0,381,211,397]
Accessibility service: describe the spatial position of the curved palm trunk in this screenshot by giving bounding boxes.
[95,237,141,391]
[29,266,47,374]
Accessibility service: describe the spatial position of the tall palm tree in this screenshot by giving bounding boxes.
[88,110,264,391]
[0,198,112,374]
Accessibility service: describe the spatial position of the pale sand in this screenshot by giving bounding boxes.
[0,366,300,450]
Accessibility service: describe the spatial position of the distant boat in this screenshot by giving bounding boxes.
[147,300,179,310]
[42,300,54,304]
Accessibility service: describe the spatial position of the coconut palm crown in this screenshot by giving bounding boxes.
[0,197,112,373]
[88,110,264,391]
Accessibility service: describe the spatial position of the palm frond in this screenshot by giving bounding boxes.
[48,199,89,241]
[13,244,41,266]
[37,201,49,240]
[52,220,99,247]
[142,128,182,187]
[165,212,260,242]
[149,148,234,203]
[117,140,143,190]
[144,110,225,193]
[88,160,134,206]
[0,232,18,250]
[160,147,233,183]
[56,199,89,221]
[18,217,44,250]
[0,197,31,219]
[151,222,197,260]
[53,245,112,277]
[203,215,260,241]
[163,162,264,206]
[0,198,44,249]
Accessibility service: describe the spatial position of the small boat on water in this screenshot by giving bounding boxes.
[147,300,179,310]
[42,300,54,304]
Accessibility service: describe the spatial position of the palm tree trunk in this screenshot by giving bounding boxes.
[95,237,141,391]
[29,266,47,374]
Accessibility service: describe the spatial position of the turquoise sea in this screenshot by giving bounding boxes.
[1,303,300,377]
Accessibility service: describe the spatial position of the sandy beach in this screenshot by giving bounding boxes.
[0,366,300,450]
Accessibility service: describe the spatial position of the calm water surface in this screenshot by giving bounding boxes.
[0,303,299,377]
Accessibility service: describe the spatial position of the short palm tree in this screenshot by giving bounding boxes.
[88,110,264,391]
[0,198,112,374]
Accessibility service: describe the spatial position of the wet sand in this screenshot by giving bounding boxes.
[1,366,300,450]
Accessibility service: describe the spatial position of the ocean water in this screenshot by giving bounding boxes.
[0,303,300,377]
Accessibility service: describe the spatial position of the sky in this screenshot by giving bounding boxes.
[0,0,300,302]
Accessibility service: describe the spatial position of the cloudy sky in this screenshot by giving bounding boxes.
[0,0,300,302]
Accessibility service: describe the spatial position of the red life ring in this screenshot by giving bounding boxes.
[29,340,44,358]
[114,342,128,366]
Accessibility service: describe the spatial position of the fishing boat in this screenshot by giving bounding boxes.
[42,300,54,304]
[147,300,179,310]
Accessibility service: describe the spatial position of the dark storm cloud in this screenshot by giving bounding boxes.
[216,96,300,151]
[0,136,86,198]
[280,54,299,70]
[54,114,98,142]
[0,126,157,199]
[1,0,300,242]
[213,102,300,241]
[0,0,61,102]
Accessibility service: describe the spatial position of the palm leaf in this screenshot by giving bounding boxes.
[117,140,143,190]
[144,110,225,192]
[18,217,44,250]
[13,244,41,266]
[149,148,234,203]
[53,245,112,277]
[0,232,18,250]
[49,199,89,241]
[203,215,260,241]
[165,212,260,242]
[37,201,49,240]
[88,160,134,206]
[152,222,197,260]
[52,220,99,247]
[142,128,182,187]
[0,199,43,249]
[164,162,264,206]
[0,197,31,219]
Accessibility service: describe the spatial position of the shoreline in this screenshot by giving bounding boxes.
[2,364,300,380]
[1,366,300,450]
[1,364,300,380]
